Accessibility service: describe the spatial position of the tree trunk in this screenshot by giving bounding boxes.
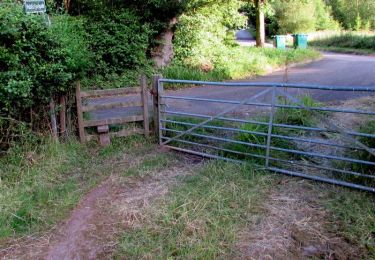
[255,0,266,47]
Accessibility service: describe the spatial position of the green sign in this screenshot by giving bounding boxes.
[24,0,46,14]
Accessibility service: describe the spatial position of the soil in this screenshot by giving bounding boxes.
[235,178,364,260]
[0,148,199,260]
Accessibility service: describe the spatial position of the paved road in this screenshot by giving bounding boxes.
[90,52,375,119]
[166,52,375,115]
[235,29,273,48]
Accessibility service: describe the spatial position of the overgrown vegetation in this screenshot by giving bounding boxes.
[0,2,89,118]
[163,48,320,83]
[336,120,375,187]
[0,135,151,239]
[310,32,375,53]
[223,95,321,162]
[326,0,375,31]
[116,162,272,258]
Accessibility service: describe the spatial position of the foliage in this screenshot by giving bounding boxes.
[162,48,320,84]
[272,0,339,34]
[0,2,90,117]
[83,9,152,76]
[242,0,339,35]
[326,0,375,30]
[173,0,246,70]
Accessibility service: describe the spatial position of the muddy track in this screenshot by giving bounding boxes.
[0,150,198,259]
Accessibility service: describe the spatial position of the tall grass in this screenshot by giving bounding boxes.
[310,31,375,53]
[0,135,151,240]
[161,47,320,87]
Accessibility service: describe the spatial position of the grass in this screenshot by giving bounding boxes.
[164,116,227,144]
[321,186,375,257]
[310,31,375,54]
[0,135,152,240]
[115,161,273,258]
[223,95,322,163]
[274,95,323,128]
[114,157,375,258]
[334,120,375,187]
[161,47,320,89]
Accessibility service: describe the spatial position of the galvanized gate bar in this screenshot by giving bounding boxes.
[159,79,375,92]
[162,95,375,116]
[276,89,375,158]
[158,78,375,193]
[161,119,367,151]
[161,88,272,146]
[269,167,375,193]
[163,110,375,139]
[162,135,375,179]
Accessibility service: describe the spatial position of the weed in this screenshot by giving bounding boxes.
[274,95,323,128]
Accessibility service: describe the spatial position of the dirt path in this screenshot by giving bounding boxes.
[0,150,198,259]
[236,178,364,259]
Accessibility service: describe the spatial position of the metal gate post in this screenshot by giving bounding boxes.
[265,86,277,168]
[157,79,165,145]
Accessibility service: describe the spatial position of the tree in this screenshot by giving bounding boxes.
[255,0,265,47]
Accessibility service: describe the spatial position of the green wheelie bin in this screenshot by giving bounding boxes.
[273,35,286,49]
[293,34,308,49]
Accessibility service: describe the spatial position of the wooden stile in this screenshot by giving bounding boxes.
[76,75,151,145]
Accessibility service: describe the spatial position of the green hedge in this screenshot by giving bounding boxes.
[0,2,90,117]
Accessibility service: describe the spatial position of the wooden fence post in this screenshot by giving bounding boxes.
[49,98,58,141]
[152,75,162,136]
[75,81,85,143]
[140,74,149,137]
[59,95,66,139]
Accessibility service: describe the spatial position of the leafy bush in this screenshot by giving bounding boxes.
[84,10,152,76]
[0,2,90,117]
[173,0,246,70]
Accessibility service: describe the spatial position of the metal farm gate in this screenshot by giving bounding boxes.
[154,78,375,193]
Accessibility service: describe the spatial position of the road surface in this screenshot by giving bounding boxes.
[166,52,375,115]
[90,52,375,119]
